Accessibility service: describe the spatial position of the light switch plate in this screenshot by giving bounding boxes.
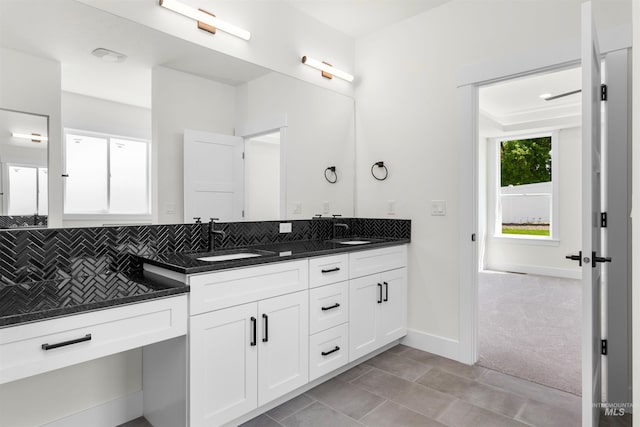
[292,202,302,214]
[388,200,396,215]
[323,201,330,214]
[279,223,292,233]
[431,200,446,216]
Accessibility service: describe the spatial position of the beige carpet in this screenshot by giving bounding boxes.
[478,270,582,396]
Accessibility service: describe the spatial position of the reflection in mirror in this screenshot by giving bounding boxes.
[0,0,355,228]
[245,131,281,220]
[0,108,48,229]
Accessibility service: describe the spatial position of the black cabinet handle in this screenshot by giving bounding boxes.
[321,346,340,356]
[321,303,340,311]
[377,283,382,304]
[262,313,269,342]
[250,317,257,346]
[42,334,91,351]
[321,267,340,274]
[383,281,389,302]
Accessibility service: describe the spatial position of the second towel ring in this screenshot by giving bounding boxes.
[325,166,338,183]
[371,161,388,181]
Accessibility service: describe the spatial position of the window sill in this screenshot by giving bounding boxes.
[490,234,560,247]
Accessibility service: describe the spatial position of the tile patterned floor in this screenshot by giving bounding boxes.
[122,344,632,427]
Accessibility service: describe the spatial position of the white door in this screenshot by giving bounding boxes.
[189,303,258,427]
[184,129,244,222]
[378,269,407,345]
[581,3,607,425]
[257,291,309,406]
[349,275,380,360]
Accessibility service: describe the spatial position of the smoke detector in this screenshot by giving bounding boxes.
[91,48,127,63]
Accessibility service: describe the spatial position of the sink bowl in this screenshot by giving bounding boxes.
[329,238,384,245]
[195,249,274,262]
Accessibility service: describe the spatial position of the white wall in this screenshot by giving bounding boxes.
[152,66,236,224]
[61,92,152,227]
[484,127,581,278]
[0,47,62,227]
[631,0,639,423]
[354,0,629,350]
[237,72,355,219]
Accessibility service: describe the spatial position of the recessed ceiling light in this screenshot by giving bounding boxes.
[539,93,552,99]
[92,48,127,63]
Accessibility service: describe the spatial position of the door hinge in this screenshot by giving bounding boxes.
[242,210,245,218]
[600,212,607,228]
[242,152,245,159]
[471,233,476,242]
[601,84,607,101]
[601,339,608,355]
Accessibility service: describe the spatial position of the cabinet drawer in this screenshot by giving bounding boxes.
[189,260,308,315]
[309,323,349,381]
[309,254,348,288]
[349,245,407,279]
[309,282,348,334]
[0,295,187,384]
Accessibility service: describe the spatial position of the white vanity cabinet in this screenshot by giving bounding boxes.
[348,246,407,361]
[178,260,309,427]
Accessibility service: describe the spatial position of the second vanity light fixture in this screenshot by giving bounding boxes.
[12,133,47,143]
[301,56,354,83]
[159,0,251,41]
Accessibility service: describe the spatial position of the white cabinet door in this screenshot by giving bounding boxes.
[190,303,258,427]
[349,268,407,361]
[257,291,309,406]
[349,275,380,361]
[378,269,407,345]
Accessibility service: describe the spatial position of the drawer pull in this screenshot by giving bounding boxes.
[321,303,341,311]
[321,267,340,274]
[41,334,92,351]
[383,281,389,302]
[262,313,269,343]
[321,346,341,356]
[250,317,257,346]
[377,283,383,304]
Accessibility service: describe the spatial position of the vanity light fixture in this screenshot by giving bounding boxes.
[159,0,251,41]
[301,56,354,83]
[11,132,47,142]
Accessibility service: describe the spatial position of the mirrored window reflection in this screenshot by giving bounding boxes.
[64,130,150,215]
[6,165,47,216]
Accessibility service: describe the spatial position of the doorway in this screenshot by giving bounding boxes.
[477,66,583,395]
[244,131,281,220]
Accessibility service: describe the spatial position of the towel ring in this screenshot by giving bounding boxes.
[325,166,337,184]
[371,161,388,181]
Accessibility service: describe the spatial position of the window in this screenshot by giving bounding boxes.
[4,164,48,215]
[495,133,557,239]
[64,130,150,215]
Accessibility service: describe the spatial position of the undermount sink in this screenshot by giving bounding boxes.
[329,238,384,245]
[195,249,274,262]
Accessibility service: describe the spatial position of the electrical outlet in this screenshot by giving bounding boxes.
[388,200,396,215]
[323,201,330,214]
[292,202,302,214]
[279,223,292,233]
[431,200,446,216]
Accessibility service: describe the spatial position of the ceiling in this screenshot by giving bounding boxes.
[284,0,451,38]
[479,66,582,130]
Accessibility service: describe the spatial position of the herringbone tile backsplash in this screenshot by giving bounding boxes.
[0,218,410,285]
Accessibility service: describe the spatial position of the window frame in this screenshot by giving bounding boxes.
[62,128,151,220]
[491,130,559,243]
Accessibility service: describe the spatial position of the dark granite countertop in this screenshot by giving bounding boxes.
[0,272,189,328]
[139,238,410,275]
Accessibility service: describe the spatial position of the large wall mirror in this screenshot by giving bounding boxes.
[0,0,355,229]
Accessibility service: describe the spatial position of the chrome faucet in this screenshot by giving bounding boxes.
[331,214,349,240]
[208,218,227,252]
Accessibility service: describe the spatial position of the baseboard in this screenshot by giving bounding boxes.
[401,329,465,363]
[42,391,143,427]
[485,263,581,280]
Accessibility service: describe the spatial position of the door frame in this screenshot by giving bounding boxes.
[236,114,288,220]
[457,27,631,366]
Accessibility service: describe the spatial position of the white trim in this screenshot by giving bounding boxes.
[489,235,560,247]
[41,390,143,427]
[235,114,288,138]
[401,329,467,364]
[484,264,582,280]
